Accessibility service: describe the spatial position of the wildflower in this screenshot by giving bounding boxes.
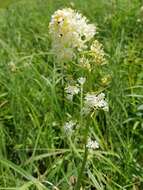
[49,8,96,62]
[58,48,74,61]
[79,57,91,71]
[65,85,80,101]
[83,92,109,114]
[63,120,77,134]
[77,77,86,85]
[86,138,99,150]
[90,40,106,65]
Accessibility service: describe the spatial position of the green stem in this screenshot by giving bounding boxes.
[75,124,89,190]
[61,62,65,111]
[80,85,83,122]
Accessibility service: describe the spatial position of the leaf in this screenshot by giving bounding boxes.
[137,104,143,111]
[0,158,47,189]
[126,94,143,98]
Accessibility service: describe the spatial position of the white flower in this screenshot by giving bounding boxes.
[86,138,99,150]
[83,92,109,114]
[77,77,86,85]
[49,8,96,61]
[63,120,76,134]
[65,85,80,101]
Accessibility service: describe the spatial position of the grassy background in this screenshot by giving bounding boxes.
[0,0,143,189]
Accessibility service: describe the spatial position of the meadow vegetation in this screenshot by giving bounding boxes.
[0,0,143,189]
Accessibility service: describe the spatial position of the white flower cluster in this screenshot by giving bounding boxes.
[65,85,80,101]
[86,138,99,150]
[63,120,77,134]
[49,8,96,61]
[65,77,86,101]
[83,93,109,114]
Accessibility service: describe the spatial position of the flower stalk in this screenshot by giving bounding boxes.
[75,123,89,190]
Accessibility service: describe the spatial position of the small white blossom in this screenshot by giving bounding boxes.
[77,77,86,85]
[86,138,99,150]
[63,120,76,134]
[65,85,80,101]
[83,92,109,114]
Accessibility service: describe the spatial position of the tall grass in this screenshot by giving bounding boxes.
[0,0,143,189]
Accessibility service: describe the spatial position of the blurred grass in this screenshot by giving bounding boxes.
[0,0,19,8]
[0,0,143,189]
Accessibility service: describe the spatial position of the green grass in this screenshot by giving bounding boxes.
[0,0,143,189]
